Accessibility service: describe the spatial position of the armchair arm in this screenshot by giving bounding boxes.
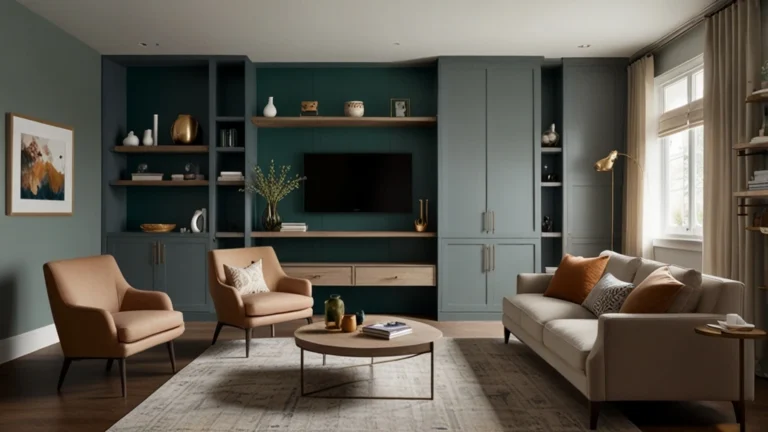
[517,273,553,294]
[586,313,753,401]
[121,287,173,311]
[56,305,119,357]
[277,276,312,297]
[209,278,245,324]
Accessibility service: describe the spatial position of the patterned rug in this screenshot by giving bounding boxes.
[109,338,639,431]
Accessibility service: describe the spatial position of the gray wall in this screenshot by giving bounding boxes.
[0,1,101,340]
[654,22,705,77]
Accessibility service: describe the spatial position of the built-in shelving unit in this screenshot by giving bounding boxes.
[249,231,436,238]
[251,116,437,128]
[110,180,209,187]
[217,180,244,187]
[542,182,563,187]
[113,145,209,154]
[541,147,562,153]
[745,93,768,104]
[540,64,564,272]
[734,190,768,198]
[216,116,245,122]
[216,147,245,153]
[541,232,563,238]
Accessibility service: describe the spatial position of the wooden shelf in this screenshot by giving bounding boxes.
[217,180,244,186]
[734,190,768,197]
[541,147,562,153]
[746,226,767,232]
[216,147,245,153]
[110,180,209,187]
[216,116,245,122]
[745,93,768,104]
[113,145,208,154]
[541,232,562,238]
[542,182,563,187]
[251,116,437,128]
[250,231,436,238]
[216,232,245,238]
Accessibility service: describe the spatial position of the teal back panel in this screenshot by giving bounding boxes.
[254,66,438,316]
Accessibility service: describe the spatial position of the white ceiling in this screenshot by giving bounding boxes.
[18,0,717,62]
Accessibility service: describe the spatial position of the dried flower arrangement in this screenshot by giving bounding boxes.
[241,160,306,231]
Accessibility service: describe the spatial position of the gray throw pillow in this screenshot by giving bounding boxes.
[582,272,634,316]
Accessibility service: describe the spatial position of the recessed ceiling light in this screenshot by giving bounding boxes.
[155,43,160,47]
[578,44,591,48]
[138,42,147,47]
[393,42,400,46]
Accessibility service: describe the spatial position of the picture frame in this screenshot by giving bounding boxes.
[6,113,74,216]
[390,98,411,117]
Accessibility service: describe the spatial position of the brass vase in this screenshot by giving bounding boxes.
[324,294,345,329]
[414,199,429,232]
[170,114,199,144]
[262,202,282,232]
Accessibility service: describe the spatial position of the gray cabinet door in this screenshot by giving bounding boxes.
[439,240,488,312]
[438,64,488,238]
[487,241,537,311]
[106,237,156,291]
[157,238,209,312]
[486,67,539,238]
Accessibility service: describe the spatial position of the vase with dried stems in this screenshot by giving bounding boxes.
[241,160,306,232]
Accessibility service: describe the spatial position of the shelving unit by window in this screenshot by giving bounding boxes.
[251,116,437,128]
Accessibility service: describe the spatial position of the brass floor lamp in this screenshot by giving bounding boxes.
[593,150,643,251]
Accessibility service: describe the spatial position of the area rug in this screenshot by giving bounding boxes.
[108,338,639,431]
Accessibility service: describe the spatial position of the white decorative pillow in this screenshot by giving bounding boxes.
[224,260,270,295]
[581,272,634,316]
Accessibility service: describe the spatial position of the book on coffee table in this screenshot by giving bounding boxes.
[362,322,413,339]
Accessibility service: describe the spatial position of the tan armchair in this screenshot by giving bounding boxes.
[208,247,314,357]
[43,255,184,397]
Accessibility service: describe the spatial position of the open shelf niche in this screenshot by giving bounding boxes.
[540,63,565,270]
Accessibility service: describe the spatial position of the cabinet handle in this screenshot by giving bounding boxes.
[484,245,489,272]
[160,242,165,265]
[152,242,157,265]
[492,245,495,271]
[482,211,487,233]
[492,211,495,234]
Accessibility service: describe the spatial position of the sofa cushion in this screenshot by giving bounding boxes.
[506,294,596,342]
[543,319,599,372]
[632,258,703,313]
[111,310,183,343]
[600,250,643,282]
[581,272,634,316]
[621,266,685,313]
[243,291,314,316]
[544,254,609,304]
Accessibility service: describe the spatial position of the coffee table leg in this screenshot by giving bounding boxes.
[430,342,434,400]
[300,348,305,396]
[323,354,326,366]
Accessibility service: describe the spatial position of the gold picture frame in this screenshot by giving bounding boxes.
[6,112,74,216]
[390,98,411,117]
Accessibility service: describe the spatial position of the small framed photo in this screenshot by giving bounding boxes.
[390,98,410,117]
[6,113,74,216]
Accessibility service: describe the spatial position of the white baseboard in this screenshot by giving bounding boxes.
[0,324,59,365]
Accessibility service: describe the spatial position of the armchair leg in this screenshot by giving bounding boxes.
[211,322,224,346]
[118,358,127,398]
[504,328,510,344]
[306,317,313,324]
[166,341,177,374]
[732,400,745,426]
[106,358,114,372]
[270,324,275,338]
[57,358,72,392]
[589,401,601,430]
[245,328,251,358]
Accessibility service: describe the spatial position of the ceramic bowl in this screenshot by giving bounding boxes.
[760,227,768,235]
[140,223,176,233]
[344,101,364,117]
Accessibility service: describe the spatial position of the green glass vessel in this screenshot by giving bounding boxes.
[324,294,345,329]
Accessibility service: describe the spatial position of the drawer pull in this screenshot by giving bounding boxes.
[311,275,321,279]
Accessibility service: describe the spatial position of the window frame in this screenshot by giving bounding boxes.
[655,55,704,240]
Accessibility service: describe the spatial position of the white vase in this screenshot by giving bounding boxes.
[142,129,154,146]
[123,131,139,146]
[263,97,277,117]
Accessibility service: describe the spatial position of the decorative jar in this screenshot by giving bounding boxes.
[344,101,364,117]
[324,294,345,329]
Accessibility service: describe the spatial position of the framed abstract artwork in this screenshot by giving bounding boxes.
[6,113,74,216]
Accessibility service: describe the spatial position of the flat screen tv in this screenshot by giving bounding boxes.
[303,153,412,213]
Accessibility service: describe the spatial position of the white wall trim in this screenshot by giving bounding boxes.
[0,324,59,365]
[652,237,703,252]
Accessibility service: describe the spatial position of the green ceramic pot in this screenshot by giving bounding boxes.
[324,294,345,329]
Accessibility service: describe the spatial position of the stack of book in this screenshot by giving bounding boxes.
[749,170,768,190]
[218,171,244,182]
[280,223,307,232]
[131,172,163,181]
[362,322,413,340]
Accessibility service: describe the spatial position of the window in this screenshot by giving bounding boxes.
[656,57,704,238]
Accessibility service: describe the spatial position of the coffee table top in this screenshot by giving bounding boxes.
[294,315,442,358]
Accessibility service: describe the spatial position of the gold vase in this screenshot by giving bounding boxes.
[170,114,199,144]
[414,198,429,232]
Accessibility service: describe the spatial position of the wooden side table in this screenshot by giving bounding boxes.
[694,325,767,432]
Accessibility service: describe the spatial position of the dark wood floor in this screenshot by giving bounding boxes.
[0,318,765,432]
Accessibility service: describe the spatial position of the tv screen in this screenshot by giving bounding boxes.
[303,153,412,213]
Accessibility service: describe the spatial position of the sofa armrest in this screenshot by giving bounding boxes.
[277,276,312,297]
[121,287,173,311]
[517,273,553,294]
[586,313,753,402]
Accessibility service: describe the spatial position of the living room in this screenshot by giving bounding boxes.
[0,0,766,431]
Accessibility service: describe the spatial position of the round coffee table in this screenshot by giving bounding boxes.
[294,315,442,400]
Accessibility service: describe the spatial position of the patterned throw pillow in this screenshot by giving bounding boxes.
[224,260,270,295]
[581,272,634,316]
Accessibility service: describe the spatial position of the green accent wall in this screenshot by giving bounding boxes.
[0,1,101,339]
[253,67,438,315]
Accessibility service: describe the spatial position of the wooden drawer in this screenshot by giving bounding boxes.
[354,265,435,286]
[283,265,353,286]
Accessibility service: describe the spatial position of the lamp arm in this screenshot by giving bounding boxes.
[616,152,645,173]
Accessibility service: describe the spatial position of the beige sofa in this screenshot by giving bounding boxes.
[502,251,753,430]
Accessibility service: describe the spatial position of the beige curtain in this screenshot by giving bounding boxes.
[623,56,654,258]
[703,0,765,375]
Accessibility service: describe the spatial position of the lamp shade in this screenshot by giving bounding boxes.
[594,150,618,172]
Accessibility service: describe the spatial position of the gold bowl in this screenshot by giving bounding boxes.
[140,224,176,233]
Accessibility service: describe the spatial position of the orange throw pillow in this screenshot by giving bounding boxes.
[620,266,684,313]
[544,254,609,304]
